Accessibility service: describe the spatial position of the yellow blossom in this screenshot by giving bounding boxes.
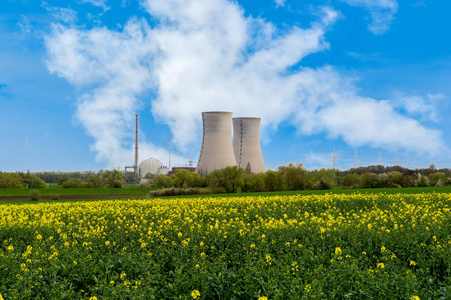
[191,289,201,299]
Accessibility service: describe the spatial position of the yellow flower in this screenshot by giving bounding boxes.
[335,247,342,256]
[381,246,386,253]
[36,234,42,240]
[265,254,272,265]
[250,243,256,248]
[110,280,115,285]
[7,245,13,251]
[89,297,98,300]
[410,260,416,266]
[305,284,312,292]
[105,241,110,246]
[191,289,201,299]
[377,263,385,269]
[362,252,367,255]
[0,293,4,300]
[120,272,126,279]
[410,296,420,300]
[195,264,200,269]
[258,297,268,300]
[178,232,183,238]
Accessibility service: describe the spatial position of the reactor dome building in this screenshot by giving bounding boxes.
[139,158,164,177]
[196,111,266,176]
[233,117,266,174]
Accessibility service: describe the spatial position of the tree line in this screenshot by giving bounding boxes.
[1,163,450,191]
[145,163,451,193]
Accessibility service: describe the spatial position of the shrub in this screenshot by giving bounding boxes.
[50,193,60,200]
[29,190,40,201]
[148,187,212,197]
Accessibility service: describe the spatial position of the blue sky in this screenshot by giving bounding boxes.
[1,0,450,172]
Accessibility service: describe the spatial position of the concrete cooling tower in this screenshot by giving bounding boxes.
[233,117,266,173]
[196,112,237,176]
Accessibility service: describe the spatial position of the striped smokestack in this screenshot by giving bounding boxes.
[135,114,139,173]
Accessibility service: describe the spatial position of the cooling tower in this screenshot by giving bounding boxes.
[233,117,266,173]
[196,112,237,176]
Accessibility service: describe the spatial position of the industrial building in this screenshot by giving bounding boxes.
[138,158,169,177]
[233,117,266,173]
[196,111,266,176]
[196,111,238,176]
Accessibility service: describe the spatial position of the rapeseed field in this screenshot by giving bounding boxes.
[1,193,450,299]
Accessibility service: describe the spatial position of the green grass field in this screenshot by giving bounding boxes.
[1,185,450,205]
[1,184,451,197]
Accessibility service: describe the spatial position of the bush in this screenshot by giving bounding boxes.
[148,187,212,197]
[29,190,40,201]
[50,193,60,200]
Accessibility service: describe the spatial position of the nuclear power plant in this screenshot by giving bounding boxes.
[233,117,266,173]
[196,111,266,176]
[127,111,265,179]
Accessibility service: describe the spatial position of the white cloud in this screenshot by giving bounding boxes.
[394,93,446,122]
[42,2,78,24]
[340,0,398,34]
[44,0,446,168]
[275,0,286,8]
[78,0,110,11]
[18,15,32,33]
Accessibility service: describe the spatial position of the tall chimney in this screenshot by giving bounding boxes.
[135,114,139,173]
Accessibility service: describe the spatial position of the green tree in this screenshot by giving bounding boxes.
[0,172,23,188]
[62,178,83,188]
[104,170,125,188]
[417,175,428,187]
[387,171,403,188]
[86,174,103,188]
[171,169,195,188]
[428,172,448,186]
[151,174,174,188]
[361,172,379,188]
[312,169,337,190]
[281,165,310,191]
[264,170,280,192]
[340,173,361,189]
[207,166,245,193]
[242,173,266,192]
[22,174,48,189]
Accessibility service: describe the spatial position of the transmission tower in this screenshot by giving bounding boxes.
[354,150,359,168]
[378,151,383,165]
[395,153,399,166]
[329,147,340,170]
